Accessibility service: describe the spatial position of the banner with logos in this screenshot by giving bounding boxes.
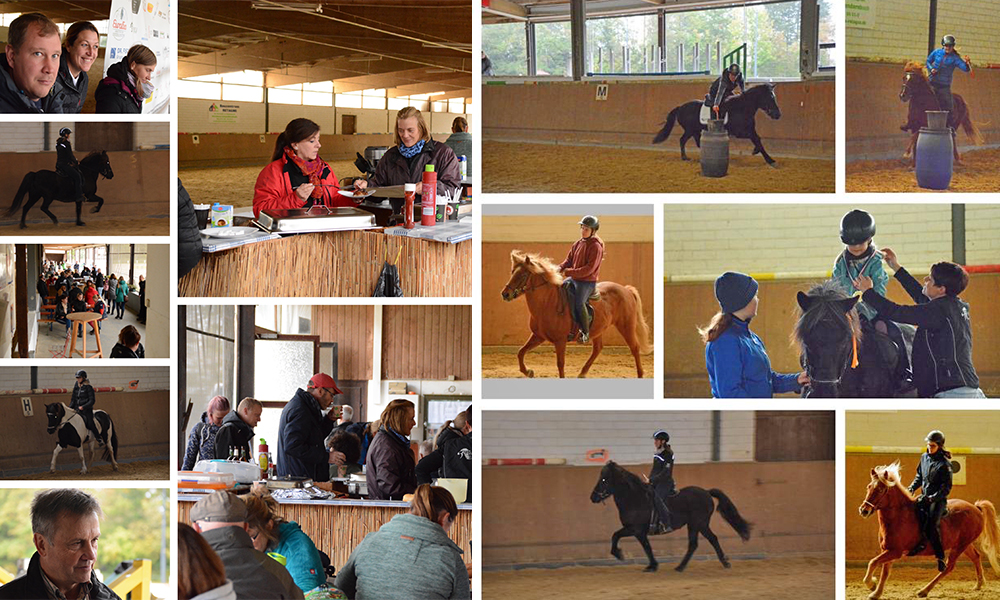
[104,0,171,114]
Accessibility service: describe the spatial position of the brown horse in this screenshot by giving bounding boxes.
[899,61,983,165]
[500,250,651,378]
[858,461,1000,599]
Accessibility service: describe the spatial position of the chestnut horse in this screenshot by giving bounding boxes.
[500,250,651,378]
[899,61,983,165]
[859,461,1000,599]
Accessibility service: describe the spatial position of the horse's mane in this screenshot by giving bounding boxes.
[873,460,915,500]
[604,461,649,495]
[792,280,862,349]
[80,151,104,163]
[903,61,929,80]
[511,250,564,286]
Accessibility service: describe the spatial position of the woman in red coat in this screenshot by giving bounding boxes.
[252,118,353,218]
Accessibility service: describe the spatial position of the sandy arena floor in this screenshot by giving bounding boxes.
[483,141,835,193]
[0,216,169,236]
[179,160,360,209]
[483,346,654,378]
[9,459,169,481]
[846,148,1000,192]
[845,564,998,600]
[484,556,835,600]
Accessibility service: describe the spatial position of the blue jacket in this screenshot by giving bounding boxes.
[926,49,969,87]
[706,317,800,398]
[274,521,326,594]
[831,248,888,321]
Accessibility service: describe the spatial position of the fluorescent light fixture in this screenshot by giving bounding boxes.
[251,1,323,13]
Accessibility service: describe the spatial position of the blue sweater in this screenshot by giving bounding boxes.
[831,248,888,321]
[926,49,969,86]
[706,317,800,398]
[274,521,326,594]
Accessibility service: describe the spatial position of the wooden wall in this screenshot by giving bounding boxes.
[312,306,374,380]
[382,305,472,380]
[756,411,835,462]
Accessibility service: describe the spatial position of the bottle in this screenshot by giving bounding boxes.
[459,155,467,180]
[267,452,275,479]
[421,165,436,226]
[241,446,249,463]
[228,446,236,462]
[259,438,269,480]
[403,183,416,229]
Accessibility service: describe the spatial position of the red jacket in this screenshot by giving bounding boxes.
[252,155,350,218]
[560,235,604,282]
[84,286,99,307]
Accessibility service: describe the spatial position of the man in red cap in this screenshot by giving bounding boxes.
[275,373,347,481]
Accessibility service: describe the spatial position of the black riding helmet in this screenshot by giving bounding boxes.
[59,127,72,137]
[652,430,670,442]
[840,209,876,245]
[925,430,946,446]
[75,370,87,379]
[726,63,741,76]
[579,215,600,232]
[941,35,956,47]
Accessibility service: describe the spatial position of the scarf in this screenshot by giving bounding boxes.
[384,424,410,446]
[398,139,426,158]
[283,146,327,200]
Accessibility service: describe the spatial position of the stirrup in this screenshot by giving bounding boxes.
[908,540,927,556]
[578,331,589,343]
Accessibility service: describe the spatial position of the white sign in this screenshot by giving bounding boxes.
[104,0,172,114]
[595,84,609,101]
[845,0,873,29]
[208,103,241,124]
[22,397,32,417]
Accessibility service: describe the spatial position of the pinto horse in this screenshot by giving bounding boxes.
[652,84,782,166]
[6,151,114,229]
[859,461,1000,599]
[899,62,983,165]
[591,461,752,572]
[500,250,651,378]
[45,402,119,475]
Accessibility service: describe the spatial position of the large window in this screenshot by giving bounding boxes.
[482,22,527,76]
[179,70,265,102]
[109,244,131,280]
[588,14,658,74]
[132,244,147,282]
[185,306,236,413]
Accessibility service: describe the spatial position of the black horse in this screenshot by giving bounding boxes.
[652,84,782,166]
[795,280,914,398]
[6,151,114,229]
[590,461,752,573]
[45,402,119,475]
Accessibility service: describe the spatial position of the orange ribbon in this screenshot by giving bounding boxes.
[851,332,860,369]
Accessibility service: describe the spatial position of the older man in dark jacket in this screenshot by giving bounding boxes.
[0,13,67,113]
[276,373,345,482]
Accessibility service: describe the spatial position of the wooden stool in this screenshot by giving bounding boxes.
[67,312,103,358]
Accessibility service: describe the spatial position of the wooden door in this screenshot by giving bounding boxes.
[342,114,356,135]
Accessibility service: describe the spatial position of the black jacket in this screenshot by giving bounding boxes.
[70,381,96,412]
[416,432,472,502]
[57,53,89,114]
[56,137,78,168]
[0,53,66,113]
[214,409,256,459]
[109,342,144,358]
[178,180,203,280]
[709,72,746,107]
[95,57,141,114]
[863,267,979,397]
[276,388,336,481]
[649,448,676,497]
[0,551,120,599]
[366,427,417,500]
[36,279,48,298]
[909,450,953,503]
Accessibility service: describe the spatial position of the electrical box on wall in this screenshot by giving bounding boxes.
[951,456,966,485]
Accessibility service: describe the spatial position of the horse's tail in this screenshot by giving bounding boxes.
[625,285,653,355]
[652,106,679,144]
[6,173,32,217]
[975,500,1000,575]
[960,114,986,146]
[709,489,752,541]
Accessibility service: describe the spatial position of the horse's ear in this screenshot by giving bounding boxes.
[870,467,877,477]
[796,291,812,311]
[524,255,532,265]
[838,296,860,314]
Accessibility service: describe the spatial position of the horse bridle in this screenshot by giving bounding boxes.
[803,328,859,387]
[593,477,612,502]
[861,480,890,513]
[503,268,546,300]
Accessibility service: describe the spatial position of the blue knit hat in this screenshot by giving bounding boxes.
[715,272,759,313]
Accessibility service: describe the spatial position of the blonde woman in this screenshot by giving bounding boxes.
[365,399,417,500]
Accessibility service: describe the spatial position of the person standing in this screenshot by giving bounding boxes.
[367,399,418,500]
[137,274,146,324]
[214,398,263,460]
[276,374,346,482]
[926,35,971,129]
[907,430,953,572]
[115,275,128,319]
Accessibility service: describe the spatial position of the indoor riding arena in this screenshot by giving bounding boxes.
[0,367,170,479]
[663,204,1000,398]
[482,410,835,599]
[0,123,169,236]
[846,411,1000,600]
[482,0,835,193]
[846,0,1000,192]
[481,206,654,380]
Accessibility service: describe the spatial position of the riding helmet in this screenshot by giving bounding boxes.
[59,127,72,136]
[840,209,876,245]
[652,430,670,442]
[727,63,741,76]
[941,35,956,47]
[578,215,600,232]
[925,430,946,446]
[75,370,87,379]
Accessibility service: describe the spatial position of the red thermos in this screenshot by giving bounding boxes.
[404,183,416,229]
[421,165,436,226]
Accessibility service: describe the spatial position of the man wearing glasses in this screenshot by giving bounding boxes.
[276,373,346,482]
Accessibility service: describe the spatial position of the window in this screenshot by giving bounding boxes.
[464,98,474,114]
[186,305,237,411]
[335,93,363,108]
[109,244,131,280]
[177,79,221,100]
[268,86,302,105]
[819,0,836,70]
[222,85,262,102]
[588,14,658,74]
[132,244,147,282]
[448,99,465,113]
[482,22,527,76]
[431,101,447,112]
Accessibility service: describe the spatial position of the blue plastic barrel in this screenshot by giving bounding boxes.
[915,111,953,190]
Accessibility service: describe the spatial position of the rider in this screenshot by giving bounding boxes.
[907,430,952,572]
[707,63,746,121]
[69,370,102,444]
[55,127,86,203]
[926,35,971,129]
[645,430,676,534]
[832,209,913,393]
[559,215,604,344]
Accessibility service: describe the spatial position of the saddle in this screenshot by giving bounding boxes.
[560,283,600,339]
[860,319,900,372]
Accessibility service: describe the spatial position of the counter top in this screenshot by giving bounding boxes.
[179,493,472,510]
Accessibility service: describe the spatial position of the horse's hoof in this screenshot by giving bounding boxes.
[681,156,690,161]
[644,564,658,573]
[865,579,876,591]
[721,559,731,569]
[611,549,623,561]
[767,162,778,169]
[76,221,85,227]
[674,564,685,573]
[525,369,534,378]
[19,223,27,229]
[90,207,99,214]
[112,465,119,471]
[49,468,55,473]
[867,593,881,600]
[917,590,928,598]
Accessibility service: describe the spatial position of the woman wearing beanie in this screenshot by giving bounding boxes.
[699,272,809,398]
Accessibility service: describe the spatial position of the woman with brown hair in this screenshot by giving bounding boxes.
[365,399,417,500]
[334,484,469,599]
[110,324,144,358]
[95,44,157,113]
[58,21,99,113]
[355,107,460,196]
[253,118,351,218]
[178,522,235,600]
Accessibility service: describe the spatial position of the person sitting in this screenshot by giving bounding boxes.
[326,428,362,479]
[53,293,71,334]
[190,491,304,600]
[706,63,745,121]
[906,430,953,572]
[56,127,86,203]
[644,430,676,534]
[559,215,604,343]
[57,21,98,114]
[416,406,472,502]
[253,118,349,219]
[70,370,102,442]
[214,397,262,460]
[178,522,236,600]
[366,399,418,500]
[443,117,472,176]
[182,396,231,471]
[334,484,469,600]
[109,324,145,358]
[95,44,156,113]
[0,13,66,113]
